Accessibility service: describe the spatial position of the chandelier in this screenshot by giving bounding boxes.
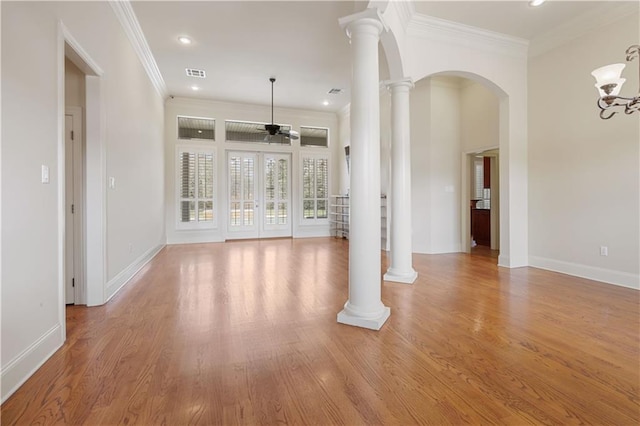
[591,45,639,119]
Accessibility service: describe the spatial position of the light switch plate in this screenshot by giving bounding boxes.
[41,165,50,184]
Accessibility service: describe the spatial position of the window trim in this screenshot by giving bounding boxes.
[299,125,330,149]
[225,119,293,146]
[177,115,216,142]
[175,145,217,230]
[299,152,330,225]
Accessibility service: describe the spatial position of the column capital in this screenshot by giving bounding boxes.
[383,78,414,91]
[339,8,388,38]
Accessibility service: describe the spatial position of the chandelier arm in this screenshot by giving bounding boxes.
[625,45,640,98]
[625,98,640,115]
[599,108,616,120]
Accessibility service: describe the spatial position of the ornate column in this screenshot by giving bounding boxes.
[337,9,390,330]
[383,78,418,284]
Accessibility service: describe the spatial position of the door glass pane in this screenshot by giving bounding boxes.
[266,202,275,225]
[278,202,287,225]
[244,158,254,200]
[278,159,287,199]
[243,201,254,226]
[317,200,327,219]
[230,202,241,226]
[230,157,241,201]
[265,158,275,201]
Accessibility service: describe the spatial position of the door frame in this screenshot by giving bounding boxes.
[64,107,84,304]
[461,147,500,254]
[225,150,293,239]
[59,21,106,316]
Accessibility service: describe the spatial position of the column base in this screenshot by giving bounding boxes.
[337,306,390,330]
[384,268,417,284]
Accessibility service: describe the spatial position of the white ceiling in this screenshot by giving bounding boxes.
[131,1,632,112]
[413,1,612,40]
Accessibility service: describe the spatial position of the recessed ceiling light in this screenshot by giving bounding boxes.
[191,86,200,91]
[322,100,330,106]
[178,36,192,45]
[529,0,546,6]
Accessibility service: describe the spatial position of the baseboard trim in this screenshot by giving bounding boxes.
[1,324,64,403]
[294,228,331,238]
[167,233,224,245]
[529,255,639,290]
[106,243,165,302]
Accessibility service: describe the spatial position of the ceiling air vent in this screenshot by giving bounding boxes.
[185,68,206,78]
[327,88,344,95]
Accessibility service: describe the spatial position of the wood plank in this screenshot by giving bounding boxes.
[1,238,638,425]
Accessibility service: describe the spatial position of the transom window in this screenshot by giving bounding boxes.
[225,120,291,145]
[178,116,215,141]
[300,126,328,147]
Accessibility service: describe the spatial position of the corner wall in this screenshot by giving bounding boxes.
[528,12,639,289]
[1,1,165,402]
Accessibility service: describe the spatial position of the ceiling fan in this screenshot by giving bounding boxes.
[259,77,299,141]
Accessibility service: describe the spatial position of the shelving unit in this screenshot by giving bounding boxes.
[330,194,388,250]
[330,195,350,238]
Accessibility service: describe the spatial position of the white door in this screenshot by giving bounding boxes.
[227,151,291,239]
[261,153,291,237]
[65,113,83,304]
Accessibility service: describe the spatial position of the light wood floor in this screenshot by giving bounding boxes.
[2,238,639,425]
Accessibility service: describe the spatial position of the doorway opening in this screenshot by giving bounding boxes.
[226,151,292,239]
[59,21,106,321]
[464,149,500,258]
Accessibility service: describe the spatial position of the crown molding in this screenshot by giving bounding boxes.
[338,103,351,119]
[166,97,339,121]
[391,0,416,31]
[109,1,168,99]
[529,2,639,57]
[407,14,529,59]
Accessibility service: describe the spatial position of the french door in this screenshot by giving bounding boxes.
[227,151,291,239]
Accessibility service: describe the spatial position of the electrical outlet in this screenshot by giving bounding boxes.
[600,246,608,256]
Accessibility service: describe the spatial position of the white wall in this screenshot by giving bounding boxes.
[1,1,165,402]
[337,105,350,195]
[410,77,463,254]
[164,97,338,244]
[528,12,639,289]
[65,58,85,108]
[461,82,499,153]
[405,16,529,267]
